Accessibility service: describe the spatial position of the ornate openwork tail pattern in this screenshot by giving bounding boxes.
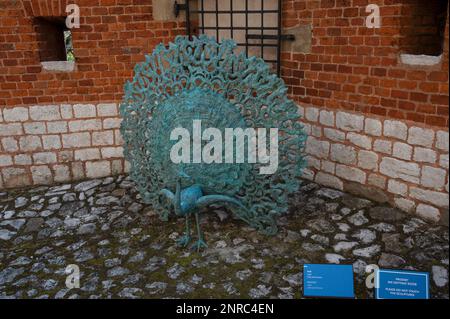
[120,35,307,237]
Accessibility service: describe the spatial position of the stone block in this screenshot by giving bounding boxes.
[31,165,53,185]
[73,104,96,118]
[92,131,114,146]
[0,155,13,167]
[1,167,30,188]
[33,152,57,164]
[384,120,407,140]
[336,112,364,132]
[19,136,42,152]
[42,135,61,150]
[435,130,449,152]
[101,147,124,159]
[103,118,122,129]
[54,165,70,183]
[97,103,118,117]
[373,139,392,154]
[62,133,91,148]
[421,166,446,190]
[74,148,101,161]
[388,179,408,196]
[392,142,412,160]
[368,174,386,189]
[336,164,366,183]
[24,122,46,134]
[347,132,372,150]
[358,150,378,171]
[393,197,415,214]
[416,204,441,222]
[410,187,449,208]
[324,128,345,142]
[408,127,434,147]
[60,104,73,119]
[305,136,330,159]
[330,143,356,164]
[315,172,344,190]
[2,107,29,122]
[364,118,382,136]
[1,137,18,152]
[0,123,23,136]
[86,161,111,178]
[47,121,68,134]
[305,107,319,122]
[413,147,437,164]
[379,157,420,184]
[68,119,102,132]
[14,154,32,165]
[282,24,312,53]
[319,110,334,126]
[30,105,61,121]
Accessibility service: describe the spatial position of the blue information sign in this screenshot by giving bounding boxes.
[303,264,355,298]
[376,269,429,299]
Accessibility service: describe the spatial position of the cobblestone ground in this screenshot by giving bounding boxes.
[0,175,448,299]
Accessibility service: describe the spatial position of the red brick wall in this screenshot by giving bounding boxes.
[1,1,448,128]
[0,0,185,107]
[281,0,449,128]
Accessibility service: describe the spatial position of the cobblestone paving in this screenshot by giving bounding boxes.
[0,175,448,299]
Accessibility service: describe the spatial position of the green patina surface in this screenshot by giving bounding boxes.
[120,35,307,241]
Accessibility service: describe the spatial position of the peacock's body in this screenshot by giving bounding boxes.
[120,36,307,250]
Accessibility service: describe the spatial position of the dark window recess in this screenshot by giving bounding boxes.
[33,17,74,62]
[400,0,448,56]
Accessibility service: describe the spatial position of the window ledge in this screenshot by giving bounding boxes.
[41,61,75,72]
[399,54,442,66]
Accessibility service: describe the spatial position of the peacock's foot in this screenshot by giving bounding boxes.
[176,235,191,247]
[190,238,208,252]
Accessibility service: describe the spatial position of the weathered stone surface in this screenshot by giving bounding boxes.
[315,172,343,190]
[364,118,382,136]
[380,157,420,184]
[370,207,405,223]
[432,266,448,288]
[408,127,434,147]
[378,253,406,268]
[0,176,447,299]
[353,245,381,258]
[23,218,44,233]
[410,187,449,208]
[305,136,329,159]
[330,144,356,165]
[416,204,441,222]
[435,131,449,152]
[421,166,447,190]
[336,112,364,132]
[384,120,407,140]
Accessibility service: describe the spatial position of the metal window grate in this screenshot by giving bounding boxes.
[175,0,294,76]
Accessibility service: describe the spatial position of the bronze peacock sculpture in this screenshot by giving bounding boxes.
[120,36,307,251]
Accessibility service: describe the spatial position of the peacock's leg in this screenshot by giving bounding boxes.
[191,212,208,252]
[176,215,191,247]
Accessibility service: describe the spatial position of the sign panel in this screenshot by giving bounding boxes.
[303,264,355,298]
[376,269,429,299]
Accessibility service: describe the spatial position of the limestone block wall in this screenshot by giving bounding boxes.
[0,103,126,189]
[298,105,449,223]
[1,102,448,224]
